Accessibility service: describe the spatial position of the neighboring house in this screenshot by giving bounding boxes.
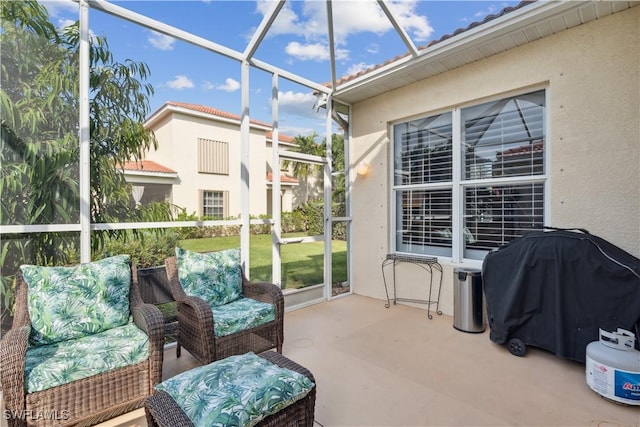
[122,101,300,218]
[339,1,640,316]
[120,160,178,206]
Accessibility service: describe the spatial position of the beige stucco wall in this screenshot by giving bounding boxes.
[350,7,640,316]
[145,112,268,217]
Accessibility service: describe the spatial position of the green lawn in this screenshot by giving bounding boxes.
[179,233,347,289]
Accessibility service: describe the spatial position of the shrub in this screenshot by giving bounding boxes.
[97,229,180,268]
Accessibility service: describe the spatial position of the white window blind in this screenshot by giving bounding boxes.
[464,183,544,254]
[463,91,545,180]
[394,112,452,185]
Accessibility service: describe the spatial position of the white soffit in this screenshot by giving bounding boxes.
[332,1,639,105]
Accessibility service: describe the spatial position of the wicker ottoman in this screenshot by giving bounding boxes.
[145,351,316,427]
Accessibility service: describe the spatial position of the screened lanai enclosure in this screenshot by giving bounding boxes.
[4,0,639,333]
[0,0,428,329]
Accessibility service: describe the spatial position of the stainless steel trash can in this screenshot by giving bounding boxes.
[453,268,485,333]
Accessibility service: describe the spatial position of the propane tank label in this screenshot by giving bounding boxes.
[587,357,640,404]
[615,370,640,401]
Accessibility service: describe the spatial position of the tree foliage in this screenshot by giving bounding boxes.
[1,1,162,323]
[286,132,345,209]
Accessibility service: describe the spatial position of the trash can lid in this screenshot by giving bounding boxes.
[453,267,481,274]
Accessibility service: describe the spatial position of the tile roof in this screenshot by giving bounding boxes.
[267,172,299,184]
[266,131,296,144]
[165,101,272,128]
[332,0,535,87]
[121,160,177,174]
[499,140,544,157]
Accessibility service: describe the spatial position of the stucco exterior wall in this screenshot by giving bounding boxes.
[144,112,268,217]
[349,7,640,316]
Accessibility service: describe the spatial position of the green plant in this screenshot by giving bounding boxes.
[97,229,180,268]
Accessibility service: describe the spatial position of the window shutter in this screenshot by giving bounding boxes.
[198,138,229,175]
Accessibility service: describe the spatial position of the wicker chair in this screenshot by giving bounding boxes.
[165,251,284,365]
[0,259,165,427]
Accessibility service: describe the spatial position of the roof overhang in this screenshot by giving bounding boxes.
[122,170,178,185]
[332,1,639,105]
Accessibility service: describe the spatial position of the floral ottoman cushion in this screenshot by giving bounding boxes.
[155,352,315,427]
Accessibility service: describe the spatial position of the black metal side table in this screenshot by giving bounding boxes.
[381,253,443,319]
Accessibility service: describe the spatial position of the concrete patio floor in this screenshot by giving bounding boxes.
[86,295,640,426]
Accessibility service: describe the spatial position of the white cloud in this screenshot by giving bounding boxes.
[40,0,77,18]
[255,0,306,37]
[166,75,194,89]
[475,5,499,18]
[345,62,375,76]
[148,31,175,51]
[285,42,329,61]
[58,18,75,29]
[256,0,433,60]
[386,1,434,42]
[278,91,324,119]
[203,78,241,92]
[294,0,433,43]
[202,81,216,91]
[280,126,318,138]
[217,78,241,92]
[285,42,349,62]
[202,78,241,92]
[367,43,380,54]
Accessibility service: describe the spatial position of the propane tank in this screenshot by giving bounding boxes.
[586,328,640,405]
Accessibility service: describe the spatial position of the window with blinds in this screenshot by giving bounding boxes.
[463,91,545,179]
[392,89,546,260]
[395,189,453,257]
[198,138,229,175]
[394,112,452,185]
[464,183,544,256]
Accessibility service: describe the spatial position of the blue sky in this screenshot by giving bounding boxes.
[43,0,520,138]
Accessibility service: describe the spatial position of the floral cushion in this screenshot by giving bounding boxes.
[24,321,149,393]
[21,255,131,346]
[155,352,314,427]
[211,298,275,337]
[175,247,243,307]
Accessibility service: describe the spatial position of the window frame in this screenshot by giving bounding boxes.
[390,87,550,263]
[200,190,228,219]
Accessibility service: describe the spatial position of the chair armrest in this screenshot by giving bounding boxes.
[176,296,215,364]
[132,303,165,341]
[243,281,284,308]
[0,325,29,413]
[178,295,214,327]
[164,257,187,302]
[132,303,165,386]
[243,281,284,351]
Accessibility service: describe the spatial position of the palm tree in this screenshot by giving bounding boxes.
[286,133,324,203]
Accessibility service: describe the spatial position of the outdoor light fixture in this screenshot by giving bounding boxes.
[356,162,370,176]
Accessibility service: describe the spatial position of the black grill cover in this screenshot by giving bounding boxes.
[482,228,640,363]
